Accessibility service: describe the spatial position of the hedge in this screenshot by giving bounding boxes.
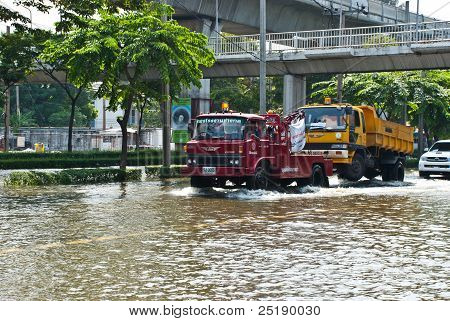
[145,165,183,178]
[0,150,161,160]
[405,158,419,169]
[0,151,186,169]
[4,168,142,187]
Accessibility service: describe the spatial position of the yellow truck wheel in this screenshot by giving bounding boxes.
[339,153,366,181]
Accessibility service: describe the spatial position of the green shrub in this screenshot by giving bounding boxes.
[405,158,419,169]
[0,151,186,169]
[145,165,183,179]
[4,168,142,187]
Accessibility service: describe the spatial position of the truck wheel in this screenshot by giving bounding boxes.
[191,176,212,188]
[364,168,379,180]
[248,166,269,190]
[381,166,393,181]
[341,153,366,181]
[393,161,405,182]
[310,165,327,187]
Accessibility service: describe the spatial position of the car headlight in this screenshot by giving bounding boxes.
[420,156,427,161]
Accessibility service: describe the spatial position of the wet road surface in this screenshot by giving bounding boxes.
[0,171,448,300]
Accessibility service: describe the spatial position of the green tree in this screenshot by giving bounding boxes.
[9,83,97,128]
[0,30,34,150]
[47,2,214,169]
[39,31,96,152]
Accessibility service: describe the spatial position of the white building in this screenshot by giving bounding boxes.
[92,97,140,130]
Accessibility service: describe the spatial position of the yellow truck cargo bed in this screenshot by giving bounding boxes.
[359,106,414,155]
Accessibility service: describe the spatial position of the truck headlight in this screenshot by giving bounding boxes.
[234,159,240,165]
[331,144,348,149]
[187,159,192,165]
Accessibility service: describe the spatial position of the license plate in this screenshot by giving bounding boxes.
[202,167,216,175]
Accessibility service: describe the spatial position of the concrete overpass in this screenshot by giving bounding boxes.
[171,0,435,35]
[204,20,450,113]
[206,21,450,77]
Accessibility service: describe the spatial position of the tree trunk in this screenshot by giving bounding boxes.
[118,93,134,170]
[68,99,76,152]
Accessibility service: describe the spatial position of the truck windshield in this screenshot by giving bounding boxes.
[194,117,246,140]
[302,107,347,131]
[430,142,450,152]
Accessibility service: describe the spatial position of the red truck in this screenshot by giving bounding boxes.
[181,111,333,189]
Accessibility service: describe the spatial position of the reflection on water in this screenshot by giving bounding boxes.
[0,172,448,300]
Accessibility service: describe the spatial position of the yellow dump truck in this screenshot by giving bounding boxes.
[298,103,414,181]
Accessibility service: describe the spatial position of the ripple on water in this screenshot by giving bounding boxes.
[0,172,449,300]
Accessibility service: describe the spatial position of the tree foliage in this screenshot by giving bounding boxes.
[0,30,34,93]
[9,84,97,129]
[42,2,214,168]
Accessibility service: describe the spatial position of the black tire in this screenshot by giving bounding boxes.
[190,176,213,188]
[419,171,430,178]
[382,166,393,181]
[364,168,380,180]
[310,164,327,187]
[248,166,269,190]
[340,153,366,181]
[393,161,405,182]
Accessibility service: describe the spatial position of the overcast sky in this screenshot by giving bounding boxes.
[1,0,449,32]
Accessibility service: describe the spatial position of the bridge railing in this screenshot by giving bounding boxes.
[210,21,450,56]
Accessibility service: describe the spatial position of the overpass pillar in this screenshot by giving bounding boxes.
[283,75,306,116]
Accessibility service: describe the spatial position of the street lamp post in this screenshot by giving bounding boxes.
[259,0,267,114]
[22,6,32,28]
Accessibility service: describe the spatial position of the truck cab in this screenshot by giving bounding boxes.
[181,112,333,189]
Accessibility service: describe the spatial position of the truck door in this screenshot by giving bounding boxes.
[245,120,263,168]
[351,110,366,147]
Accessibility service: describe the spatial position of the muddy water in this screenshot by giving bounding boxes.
[0,171,448,300]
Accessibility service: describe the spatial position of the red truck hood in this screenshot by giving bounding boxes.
[186,140,243,155]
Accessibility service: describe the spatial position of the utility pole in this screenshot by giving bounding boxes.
[337,0,345,103]
[415,0,420,41]
[418,70,426,155]
[259,0,267,114]
[4,26,11,152]
[102,99,106,130]
[162,0,171,167]
[215,0,220,52]
[16,85,20,118]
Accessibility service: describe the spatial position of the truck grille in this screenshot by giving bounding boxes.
[188,154,241,167]
[426,157,447,162]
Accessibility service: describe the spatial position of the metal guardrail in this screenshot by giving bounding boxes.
[210,21,450,57]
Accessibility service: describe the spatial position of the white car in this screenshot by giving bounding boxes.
[419,140,450,178]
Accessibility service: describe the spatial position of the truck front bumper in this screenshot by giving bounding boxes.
[181,166,248,177]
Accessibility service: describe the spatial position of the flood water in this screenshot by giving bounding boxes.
[0,171,448,300]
